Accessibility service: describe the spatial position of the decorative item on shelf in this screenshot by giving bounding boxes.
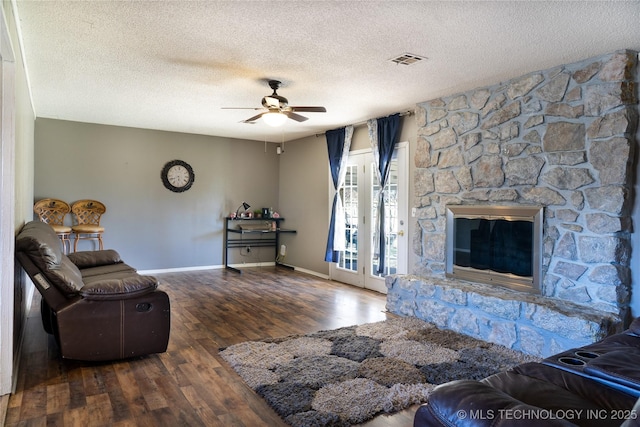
[272,211,280,218]
[262,208,270,218]
[235,202,251,219]
[253,210,262,219]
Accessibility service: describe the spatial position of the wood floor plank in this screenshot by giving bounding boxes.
[7,267,416,426]
[66,370,87,410]
[45,383,70,415]
[104,371,133,422]
[112,362,147,418]
[18,386,47,421]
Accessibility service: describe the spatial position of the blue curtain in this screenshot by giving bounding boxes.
[368,113,400,274]
[324,126,353,262]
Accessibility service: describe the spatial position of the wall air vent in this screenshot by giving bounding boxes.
[389,53,427,66]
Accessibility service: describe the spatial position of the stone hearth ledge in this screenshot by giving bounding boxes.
[385,274,622,358]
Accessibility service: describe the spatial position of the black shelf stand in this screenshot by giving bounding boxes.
[224,217,296,273]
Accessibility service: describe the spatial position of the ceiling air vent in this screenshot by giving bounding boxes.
[389,53,427,66]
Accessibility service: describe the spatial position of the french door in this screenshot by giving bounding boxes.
[330,143,408,293]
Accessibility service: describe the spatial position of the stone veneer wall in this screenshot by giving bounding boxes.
[386,50,639,357]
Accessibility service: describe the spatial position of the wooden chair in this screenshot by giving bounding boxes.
[71,199,106,252]
[33,198,72,253]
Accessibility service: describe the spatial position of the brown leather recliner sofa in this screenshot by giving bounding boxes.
[414,318,640,426]
[16,220,170,361]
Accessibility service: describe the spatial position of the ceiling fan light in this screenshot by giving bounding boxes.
[263,112,287,127]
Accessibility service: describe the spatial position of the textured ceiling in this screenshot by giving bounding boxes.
[15,1,640,142]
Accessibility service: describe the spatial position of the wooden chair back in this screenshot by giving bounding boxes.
[71,200,106,226]
[33,198,71,226]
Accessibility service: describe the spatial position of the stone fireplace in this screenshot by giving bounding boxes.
[386,50,639,357]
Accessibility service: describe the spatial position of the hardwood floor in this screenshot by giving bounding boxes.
[5,267,418,426]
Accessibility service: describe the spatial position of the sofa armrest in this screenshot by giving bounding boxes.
[55,290,170,361]
[79,274,158,300]
[414,380,577,427]
[67,249,122,269]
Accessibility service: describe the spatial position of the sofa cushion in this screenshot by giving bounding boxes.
[416,365,639,427]
[78,262,136,278]
[495,363,637,411]
[80,274,158,300]
[67,249,122,269]
[16,221,85,296]
[415,379,578,427]
[583,349,640,393]
[44,256,86,295]
[15,221,63,270]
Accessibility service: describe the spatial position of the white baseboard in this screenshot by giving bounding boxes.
[139,265,223,275]
[293,266,330,280]
[139,263,329,280]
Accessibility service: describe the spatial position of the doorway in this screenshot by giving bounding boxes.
[0,6,16,396]
[330,143,408,293]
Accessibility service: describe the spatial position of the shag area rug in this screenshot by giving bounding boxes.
[220,317,538,427]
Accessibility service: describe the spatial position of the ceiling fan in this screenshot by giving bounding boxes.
[223,80,326,126]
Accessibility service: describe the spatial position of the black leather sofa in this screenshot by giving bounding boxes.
[415,317,640,427]
[16,220,170,361]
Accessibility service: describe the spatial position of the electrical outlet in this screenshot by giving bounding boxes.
[280,244,286,256]
[411,207,417,217]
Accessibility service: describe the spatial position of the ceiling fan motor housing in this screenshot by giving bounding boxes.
[263,80,288,109]
[262,95,288,109]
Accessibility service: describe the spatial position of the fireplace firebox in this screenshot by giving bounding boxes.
[445,205,543,294]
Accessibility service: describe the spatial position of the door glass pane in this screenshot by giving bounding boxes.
[339,164,358,272]
[371,158,398,277]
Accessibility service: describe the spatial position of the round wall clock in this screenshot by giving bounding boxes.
[161,160,195,193]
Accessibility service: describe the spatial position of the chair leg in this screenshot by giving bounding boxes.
[73,233,104,251]
[57,233,70,254]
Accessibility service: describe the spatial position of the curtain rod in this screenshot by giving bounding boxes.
[315,110,414,137]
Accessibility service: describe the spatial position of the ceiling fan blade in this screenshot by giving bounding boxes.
[285,112,309,122]
[222,107,264,110]
[290,106,327,113]
[243,112,266,123]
